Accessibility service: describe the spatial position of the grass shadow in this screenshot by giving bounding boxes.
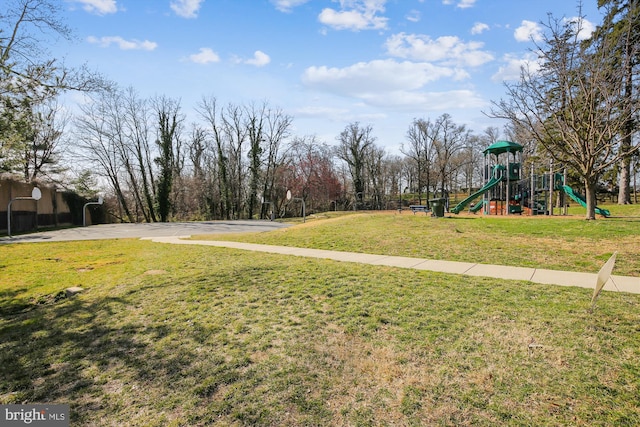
[0,291,201,424]
[0,288,33,316]
[445,216,478,220]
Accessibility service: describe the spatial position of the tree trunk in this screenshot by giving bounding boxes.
[618,25,634,205]
[584,177,598,220]
[425,168,431,209]
[618,156,631,204]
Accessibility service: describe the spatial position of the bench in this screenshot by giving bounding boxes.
[409,205,430,215]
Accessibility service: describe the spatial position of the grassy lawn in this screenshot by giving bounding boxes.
[192,203,640,277]
[1,229,640,425]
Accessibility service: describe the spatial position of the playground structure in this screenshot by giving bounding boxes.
[450,140,611,217]
[450,140,523,215]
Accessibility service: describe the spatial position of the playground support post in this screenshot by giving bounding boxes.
[549,159,554,216]
[482,152,489,215]
[398,180,402,213]
[506,152,510,216]
[563,169,568,215]
[531,164,535,213]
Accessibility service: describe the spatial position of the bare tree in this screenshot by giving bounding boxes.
[221,104,246,218]
[335,122,376,204]
[74,88,164,223]
[364,144,386,209]
[431,114,468,198]
[186,123,213,217]
[0,0,100,91]
[1,0,105,178]
[489,12,639,219]
[109,88,155,222]
[286,136,341,213]
[188,124,208,181]
[402,118,435,205]
[197,96,232,219]
[122,88,157,222]
[74,92,135,222]
[260,106,292,218]
[383,154,405,209]
[459,133,484,195]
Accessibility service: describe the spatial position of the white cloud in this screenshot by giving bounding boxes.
[514,20,543,42]
[302,59,464,99]
[187,47,220,64]
[492,53,540,82]
[514,17,594,44]
[456,0,476,8]
[442,0,476,9]
[87,36,157,50]
[471,22,489,35]
[294,106,351,120]
[271,0,311,13]
[385,33,494,67]
[71,0,118,15]
[170,0,204,19]
[406,10,420,23]
[363,89,485,109]
[318,0,388,31]
[564,16,596,41]
[302,58,486,110]
[245,51,271,67]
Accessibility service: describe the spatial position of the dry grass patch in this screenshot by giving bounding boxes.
[143,269,167,275]
[319,325,411,425]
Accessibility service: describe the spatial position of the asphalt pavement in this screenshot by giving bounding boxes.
[0,221,290,243]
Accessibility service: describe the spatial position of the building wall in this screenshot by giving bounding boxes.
[0,179,77,234]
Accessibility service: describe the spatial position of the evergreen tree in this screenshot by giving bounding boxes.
[591,0,640,204]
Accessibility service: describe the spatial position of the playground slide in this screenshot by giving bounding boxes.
[561,185,611,217]
[451,177,502,214]
[470,199,485,213]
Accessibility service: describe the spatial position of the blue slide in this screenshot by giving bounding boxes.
[451,177,502,214]
[561,185,610,217]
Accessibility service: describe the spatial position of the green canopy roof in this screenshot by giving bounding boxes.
[483,140,523,156]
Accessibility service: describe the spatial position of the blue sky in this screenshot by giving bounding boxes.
[56,0,604,152]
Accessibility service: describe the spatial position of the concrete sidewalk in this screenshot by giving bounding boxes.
[146,236,639,295]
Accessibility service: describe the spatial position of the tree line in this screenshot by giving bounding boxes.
[1,0,639,221]
[72,87,495,221]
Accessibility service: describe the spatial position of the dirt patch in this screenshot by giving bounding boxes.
[144,270,167,275]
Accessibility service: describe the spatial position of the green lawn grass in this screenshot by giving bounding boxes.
[194,204,640,277]
[1,234,639,426]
